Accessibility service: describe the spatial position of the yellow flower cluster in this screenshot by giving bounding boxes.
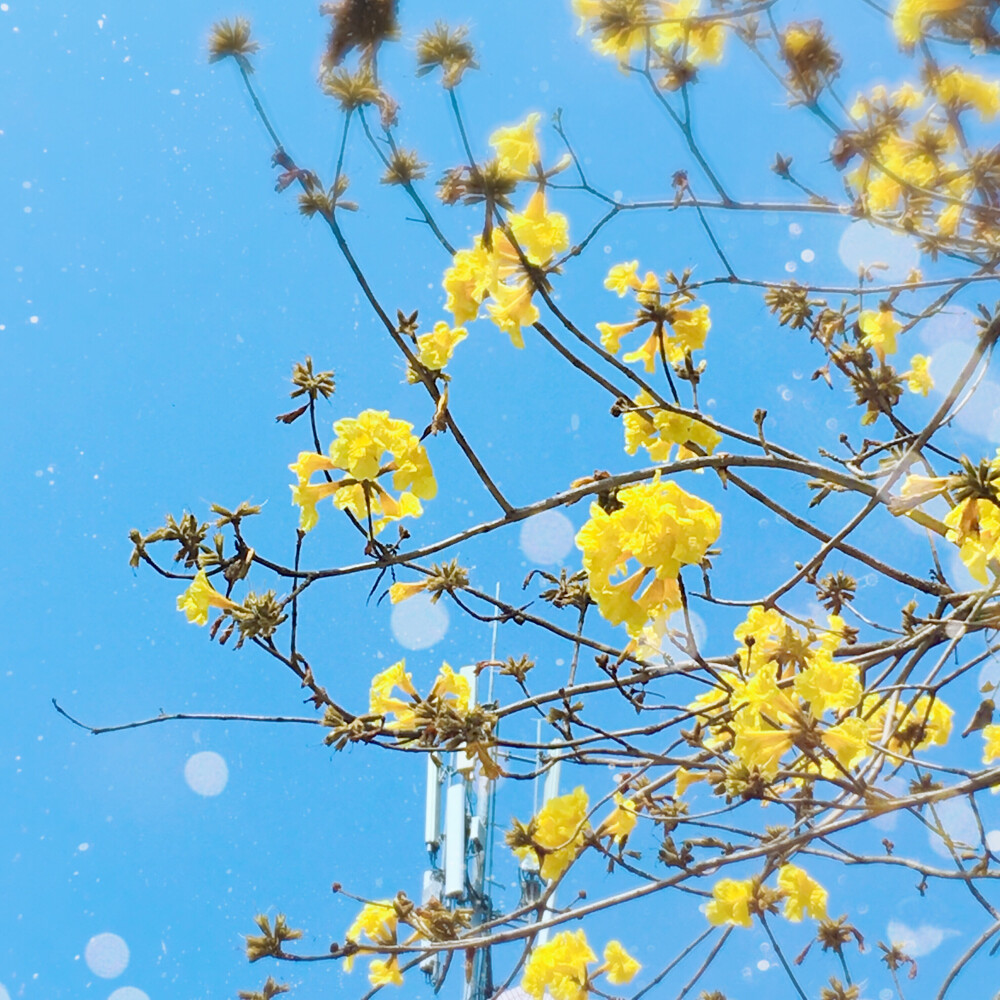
[623,389,722,463]
[845,65,999,239]
[576,476,721,638]
[522,930,640,1000]
[177,569,241,626]
[511,786,590,882]
[369,659,470,730]
[443,189,569,347]
[572,0,725,72]
[705,864,828,928]
[414,321,467,372]
[944,497,1000,584]
[893,0,967,45]
[344,900,404,987]
[597,262,711,372]
[858,307,902,360]
[691,607,870,780]
[289,409,436,533]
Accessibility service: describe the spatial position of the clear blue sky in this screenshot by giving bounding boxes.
[4,1,1000,998]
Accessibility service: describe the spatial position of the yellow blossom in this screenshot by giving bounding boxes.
[291,410,435,534]
[388,580,430,604]
[512,787,590,882]
[344,900,397,972]
[602,940,641,984]
[934,67,1000,121]
[508,189,570,263]
[944,498,1000,584]
[623,390,721,463]
[859,307,902,359]
[367,958,404,988]
[605,260,641,296]
[892,0,966,45]
[443,243,494,325]
[794,656,863,717]
[601,792,638,845]
[654,0,726,65]
[904,354,934,395]
[777,864,829,922]
[983,724,1000,763]
[489,112,541,177]
[370,659,419,728]
[177,569,241,626]
[428,662,471,712]
[705,878,755,928]
[485,279,540,348]
[416,321,467,371]
[576,476,721,637]
[522,930,597,1000]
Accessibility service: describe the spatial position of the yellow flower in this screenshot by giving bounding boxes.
[983,724,1000,763]
[508,189,570,263]
[443,243,494,325]
[416,321,467,371]
[623,390,722,463]
[605,260,641,296]
[367,958,404,988]
[177,570,241,626]
[777,864,828,922]
[654,0,726,64]
[370,660,419,728]
[944,498,1000,584]
[602,940,641,985]
[485,279,540,348]
[820,716,872,773]
[794,656,863,717]
[344,900,397,972]
[512,787,590,882]
[428,662,471,712]
[934,67,1000,121]
[904,354,934,396]
[522,930,597,1000]
[705,878,755,928]
[601,792,638,845]
[576,476,721,637]
[859,307,902,359]
[388,580,430,604]
[489,112,541,177]
[291,410,436,534]
[892,0,966,45]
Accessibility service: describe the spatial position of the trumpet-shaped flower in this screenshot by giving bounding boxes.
[893,0,966,45]
[623,390,722,463]
[601,792,638,845]
[177,569,241,626]
[777,864,828,922]
[522,930,597,1000]
[416,321,467,371]
[489,112,541,177]
[705,878,755,928]
[859,307,902,359]
[512,786,590,882]
[602,940,641,985]
[904,354,934,395]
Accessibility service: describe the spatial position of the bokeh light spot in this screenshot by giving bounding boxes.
[109,989,151,1000]
[838,223,919,282]
[390,591,449,650]
[184,751,229,797]
[519,510,575,565]
[84,932,129,978]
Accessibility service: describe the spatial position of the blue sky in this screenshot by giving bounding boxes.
[5,1,1000,998]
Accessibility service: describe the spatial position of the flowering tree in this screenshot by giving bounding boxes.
[99,1,1000,998]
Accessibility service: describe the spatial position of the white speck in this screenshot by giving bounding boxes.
[109,989,150,1000]
[97,17,103,28]
[170,88,180,95]
[788,223,802,236]
[78,842,89,852]
[569,413,579,432]
[520,510,575,565]
[880,991,894,1000]
[800,248,815,263]
[986,830,1000,852]
[85,932,129,978]
[603,245,611,254]
[21,180,30,189]
[784,261,796,273]
[23,206,31,213]
[825,418,838,430]
[756,959,770,971]
[184,751,228,797]
[390,592,449,650]
[29,315,38,323]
